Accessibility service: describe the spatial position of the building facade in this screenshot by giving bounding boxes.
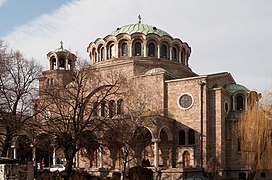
[35,21,264,179]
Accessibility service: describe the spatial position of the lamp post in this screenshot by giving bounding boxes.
[30,144,36,166]
[11,144,16,159]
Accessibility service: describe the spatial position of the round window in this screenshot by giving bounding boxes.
[179,94,193,109]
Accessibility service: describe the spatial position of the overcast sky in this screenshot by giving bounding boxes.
[1,0,271,93]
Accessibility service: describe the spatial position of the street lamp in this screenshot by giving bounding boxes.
[11,144,16,159]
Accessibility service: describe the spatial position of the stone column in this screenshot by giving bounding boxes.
[99,144,103,168]
[52,147,56,165]
[11,145,16,159]
[169,47,172,60]
[152,139,161,168]
[157,45,160,58]
[143,41,147,57]
[129,43,132,57]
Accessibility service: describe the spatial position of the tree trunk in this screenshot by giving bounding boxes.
[63,146,77,180]
[0,132,13,157]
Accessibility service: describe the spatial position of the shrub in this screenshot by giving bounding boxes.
[128,166,153,180]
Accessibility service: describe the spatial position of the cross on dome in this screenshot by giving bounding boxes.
[138,14,142,24]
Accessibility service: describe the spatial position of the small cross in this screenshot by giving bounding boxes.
[138,15,142,24]
[60,41,63,49]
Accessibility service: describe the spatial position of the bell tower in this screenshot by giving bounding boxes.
[39,42,77,92]
[47,41,76,71]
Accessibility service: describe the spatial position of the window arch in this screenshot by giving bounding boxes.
[50,58,56,70]
[183,151,190,167]
[109,44,115,59]
[160,44,168,59]
[101,101,106,117]
[109,100,116,118]
[93,101,99,116]
[134,42,141,56]
[236,94,245,111]
[172,47,177,61]
[47,79,50,87]
[188,129,195,145]
[117,99,124,115]
[59,57,65,69]
[121,42,128,57]
[100,47,105,61]
[180,49,185,63]
[148,42,155,57]
[179,130,185,145]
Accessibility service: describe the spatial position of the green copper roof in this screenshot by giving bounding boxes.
[55,47,69,53]
[110,23,172,38]
[55,41,69,53]
[225,83,250,94]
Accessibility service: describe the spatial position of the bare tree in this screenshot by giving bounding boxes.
[238,91,272,180]
[101,78,162,180]
[35,63,124,178]
[0,42,42,157]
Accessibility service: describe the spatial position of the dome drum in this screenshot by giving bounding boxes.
[87,23,191,67]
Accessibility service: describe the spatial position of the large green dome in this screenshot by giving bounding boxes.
[110,23,172,38]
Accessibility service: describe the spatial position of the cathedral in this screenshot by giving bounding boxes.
[34,19,265,179]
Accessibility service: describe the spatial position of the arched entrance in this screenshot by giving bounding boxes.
[16,135,32,161]
[35,133,53,167]
[183,151,190,167]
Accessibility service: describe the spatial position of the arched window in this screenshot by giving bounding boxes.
[59,57,65,69]
[50,78,54,86]
[188,129,195,145]
[101,101,106,117]
[160,45,168,58]
[172,47,177,61]
[180,50,184,63]
[236,95,245,111]
[121,42,128,56]
[117,99,124,115]
[93,101,99,116]
[109,44,115,59]
[238,138,241,151]
[100,47,105,61]
[148,43,155,57]
[67,60,71,70]
[109,100,116,118]
[50,58,56,70]
[183,151,190,167]
[134,42,141,56]
[47,79,50,87]
[179,130,185,145]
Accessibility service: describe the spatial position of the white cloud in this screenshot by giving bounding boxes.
[2,0,272,92]
[0,0,7,7]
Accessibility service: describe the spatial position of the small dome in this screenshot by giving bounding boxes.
[55,41,69,53]
[145,68,168,75]
[225,82,249,94]
[110,23,172,38]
